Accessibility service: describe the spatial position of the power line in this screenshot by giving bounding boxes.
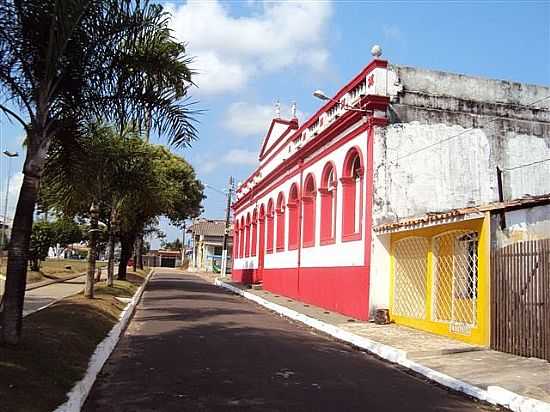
[389,94,550,164]
[503,157,550,171]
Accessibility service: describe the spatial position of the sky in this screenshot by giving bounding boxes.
[0,0,549,248]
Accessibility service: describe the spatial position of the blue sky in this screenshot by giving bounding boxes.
[0,1,549,247]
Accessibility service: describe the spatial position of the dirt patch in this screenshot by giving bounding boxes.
[0,277,143,412]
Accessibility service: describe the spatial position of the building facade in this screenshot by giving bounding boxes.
[189,219,233,273]
[231,56,550,347]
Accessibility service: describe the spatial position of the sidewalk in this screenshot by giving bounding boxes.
[196,272,550,412]
[0,268,109,316]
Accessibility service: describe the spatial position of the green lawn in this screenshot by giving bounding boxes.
[0,274,144,412]
[0,258,107,284]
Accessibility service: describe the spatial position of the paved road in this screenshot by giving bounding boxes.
[84,271,497,412]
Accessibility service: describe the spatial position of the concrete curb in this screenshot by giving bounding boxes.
[214,278,550,412]
[24,268,109,318]
[53,269,155,412]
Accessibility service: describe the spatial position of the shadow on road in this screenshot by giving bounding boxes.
[83,272,500,412]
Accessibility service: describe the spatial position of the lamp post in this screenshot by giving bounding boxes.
[312,89,371,114]
[1,150,19,249]
[204,181,235,277]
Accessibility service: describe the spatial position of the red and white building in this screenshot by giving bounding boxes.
[230,51,550,349]
[231,58,394,320]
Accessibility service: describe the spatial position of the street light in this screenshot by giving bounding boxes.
[312,90,370,113]
[1,150,18,249]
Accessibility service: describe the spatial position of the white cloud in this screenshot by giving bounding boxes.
[193,147,258,176]
[168,1,332,94]
[225,101,305,137]
[383,24,402,41]
[223,149,258,166]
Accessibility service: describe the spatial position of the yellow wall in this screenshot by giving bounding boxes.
[389,214,491,346]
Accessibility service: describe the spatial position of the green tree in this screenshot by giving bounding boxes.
[161,238,183,251]
[28,222,56,271]
[0,1,198,344]
[27,219,82,271]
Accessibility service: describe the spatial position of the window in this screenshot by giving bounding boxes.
[302,174,316,247]
[251,209,258,256]
[233,221,240,258]
[214,246,223,256]
[288,184,300,250]
[320,162,337,244]
[342,148,363,241]
[245,213,251,257]
[266,200,274,253]
[276,192,286,251]
[239,216,245,257]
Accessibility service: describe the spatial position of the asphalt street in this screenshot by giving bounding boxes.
[83,271,497,412]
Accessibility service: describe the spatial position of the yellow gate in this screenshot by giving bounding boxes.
[393,237,429,320]
[432,230,479,335]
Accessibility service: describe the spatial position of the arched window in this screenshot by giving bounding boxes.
[233,220,240,259]
[341,147,364,241]
[302,174,316,247]
[245,213,251,257]
[266,200,274,253]
[251,209,258,257]
[239,216,245,257]
[276,192,286,252]
[319,162,337,244]
[287,184,300,250]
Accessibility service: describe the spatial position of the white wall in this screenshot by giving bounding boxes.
[369,233,391,315]
[494,204,550,248]
[234,127,369,270]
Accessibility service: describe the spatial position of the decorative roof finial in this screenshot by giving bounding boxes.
[371,44,382,59]
[275,100,281,118]
[291,101,297,118]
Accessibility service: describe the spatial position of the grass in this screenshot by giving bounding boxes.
[0,275,144,412]
[0,258,107,284]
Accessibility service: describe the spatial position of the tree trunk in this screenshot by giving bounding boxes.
[107,232,115,287]
[132,238,137,272]
[85,204,99,299]
[118,234,134,281]
[1,173,40,345]
[137,235,144,270]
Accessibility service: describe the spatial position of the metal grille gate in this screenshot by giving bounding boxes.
[393,237,428,319]
[491,239,550,361]
[432,231,479,335]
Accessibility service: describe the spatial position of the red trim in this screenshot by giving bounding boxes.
[276,192,286,252]
[287,183,300,250]
[259,118,299,161]
[341,146,365,241]
[234,59,388,203]
[234,119,370,215]
[302,173,316,248]
[266,200,274,253]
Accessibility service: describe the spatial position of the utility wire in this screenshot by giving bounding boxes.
[390,94,550,164]
[502,157,550,171]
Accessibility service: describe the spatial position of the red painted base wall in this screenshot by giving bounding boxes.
[232,266,369,320]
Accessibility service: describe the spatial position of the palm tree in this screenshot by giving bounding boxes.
[0,0,198,344]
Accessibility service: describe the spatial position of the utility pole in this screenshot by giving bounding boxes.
[1,151,18,249]
[220,176,234,278]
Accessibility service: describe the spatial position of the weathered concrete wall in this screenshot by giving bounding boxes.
[373,65,550,225]
[491,204,550,248]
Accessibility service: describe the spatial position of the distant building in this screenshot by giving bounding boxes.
[188,219,233,272]
[143,249,182,268]
[231,53,550,356]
